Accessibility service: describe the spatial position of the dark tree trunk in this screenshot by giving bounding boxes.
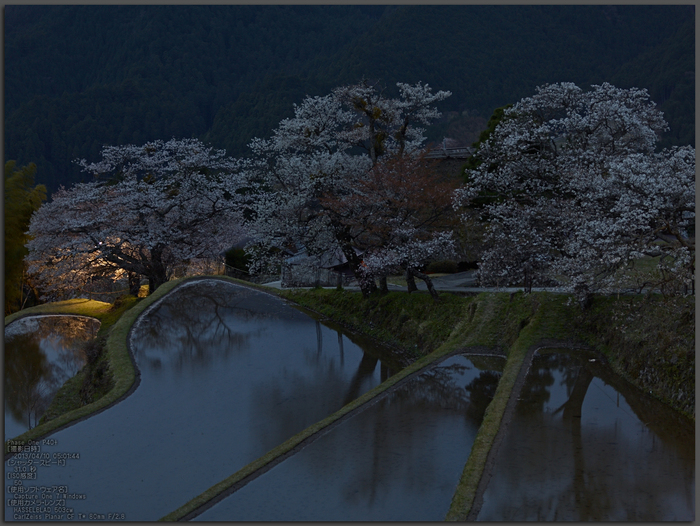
[691,263,695,295]
[356,271,378,298]
[405,269,418,293]
[523,261,533,293]
[127,271,141,296]
[574,283,592,310]
[411,268,440,301]
[378,275,388,294]
[579,293,593,310]
[148,273,168,294]
[341,244,376,298]
[331,221,376,298]
[576,292,592,310]
[147,244,169,294]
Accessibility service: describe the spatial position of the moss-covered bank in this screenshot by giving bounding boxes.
[282,289,694,419]
[4,281,184,456]
[571,294,695,417]
[4,298,113,327]
[279,288,694,520]
[37,295,146,426]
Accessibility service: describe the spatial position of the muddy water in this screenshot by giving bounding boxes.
[4,315,100,440]
[194,354,504,521]
[4,280,397,521]
[476,351,695,521]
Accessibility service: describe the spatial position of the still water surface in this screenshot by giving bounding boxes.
[4,315,100,440]
[4,280,397,521]
[6,286,692,521]
[195,354,504,521]
[476,351,695,521]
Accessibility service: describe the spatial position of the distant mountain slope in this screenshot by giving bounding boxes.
[610,13,695,149]
[4,5,385,191]
[327,5,694,145]
[4,5,694,194]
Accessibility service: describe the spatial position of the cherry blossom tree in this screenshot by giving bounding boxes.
[26,138,246,300]
[319,152,458,298]
[244,80,452,297]
[456,82,695,299]
[361,230,456,300]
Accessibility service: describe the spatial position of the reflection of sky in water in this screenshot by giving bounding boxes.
[195,354,504,522]
[477,351,695,521]
[583,378,640,432]
[4,281,401,521]
[4,315,99,440]
[541,365,569,411]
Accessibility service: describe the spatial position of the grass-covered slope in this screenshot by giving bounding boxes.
[571,294,695,417]
[3,280,183,454]
[4,298,113,327]
[282,289,694,418]
[280,288,694,520]
[281,289,581,520]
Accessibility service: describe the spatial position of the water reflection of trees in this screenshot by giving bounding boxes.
[248,326,393,454]
[464,370,501,423]
[479,351,695,521]
[5,315,99,343]
[5,316,99,433]
[251,355,503,515]
[528,354,631,520]
[342,353,387,407]
[584,356,694,461]
[337,358,502,509]
[518,355,556,415]
[131,283,280,371]
[5,332,51,429]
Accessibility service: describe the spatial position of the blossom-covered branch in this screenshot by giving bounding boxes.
[245,80,452,297]
[456,82,694,297]
[26,138,246,299]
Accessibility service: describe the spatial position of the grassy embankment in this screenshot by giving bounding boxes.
[4,275,276,456]
[4,281,181,455]
[160,285,486,521]
[281,288,576,521]
[5,277,692,518]
[5,298,117,434]
[573,293,695,417]
[276,287,694,520]
[159,284,693,521]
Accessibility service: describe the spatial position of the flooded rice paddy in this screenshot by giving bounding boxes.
[475,351,695,521]
[4,315,100,440]
[194,354,504,521]
[4,280,399,520]
[4,281,694,521]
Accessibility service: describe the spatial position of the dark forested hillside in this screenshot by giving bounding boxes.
[330,5,695,149]
[4,5,385,191]
[610,12,695,149]
[4,4,694,194]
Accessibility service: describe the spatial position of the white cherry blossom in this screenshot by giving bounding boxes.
[26,138,246,300]
[457,82,694,298]
[245,80,452,297]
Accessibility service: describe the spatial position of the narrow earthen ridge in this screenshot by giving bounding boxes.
[3,280,188,459]
[462,340,592,521]
[161,346,500,522]
[3,277,249,458]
